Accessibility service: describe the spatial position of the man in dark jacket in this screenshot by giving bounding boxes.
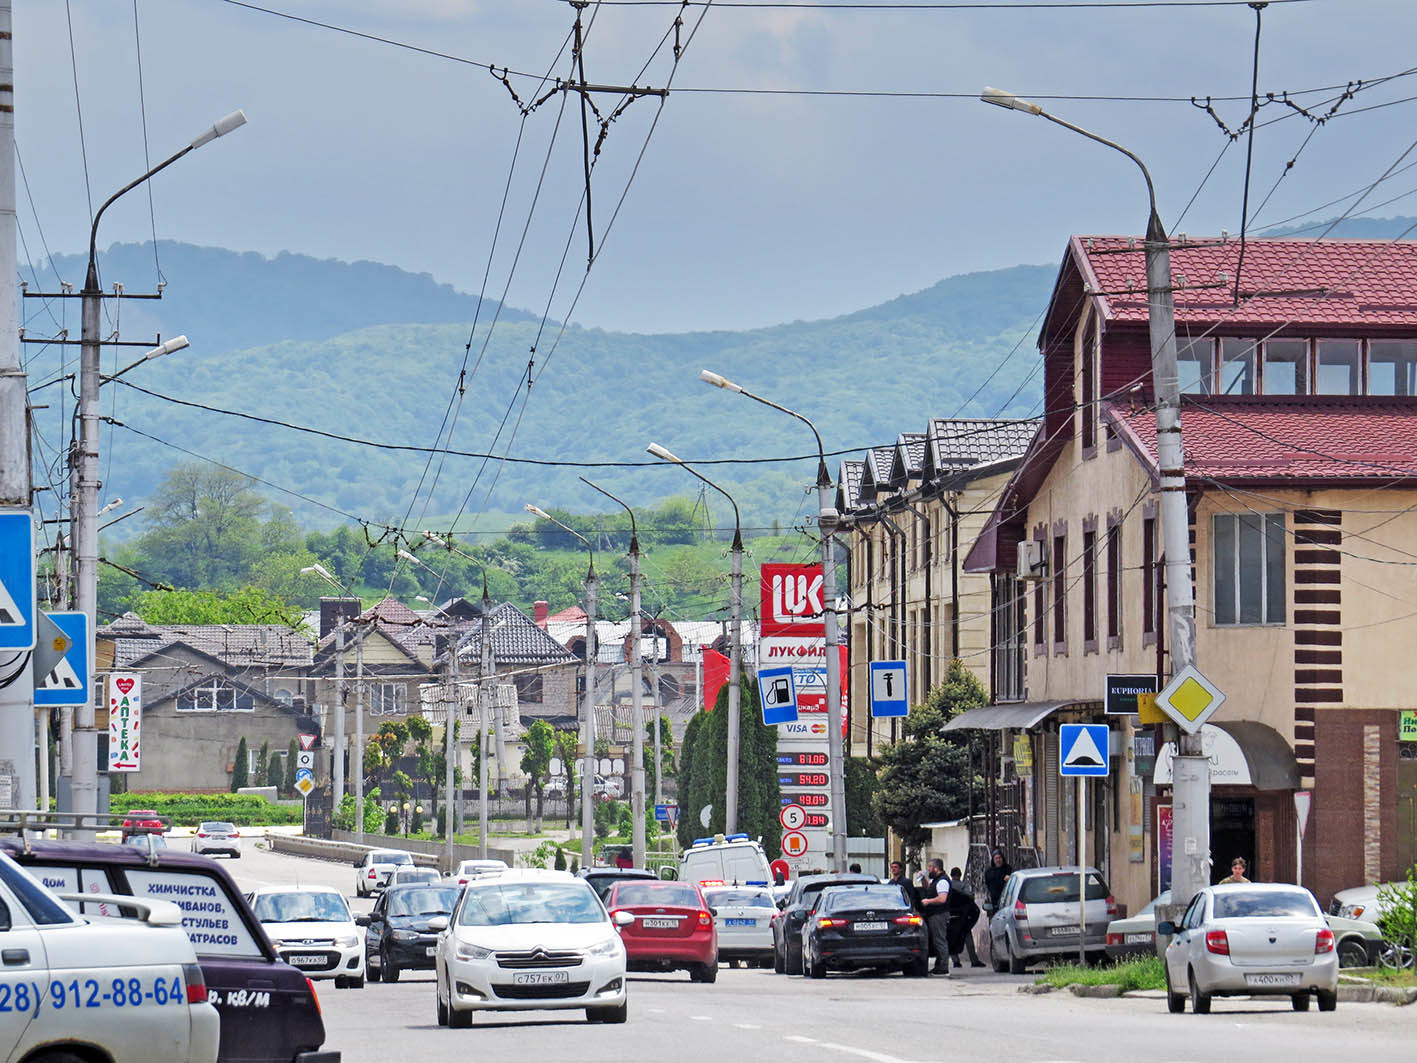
[918,859,952,975]
[946,868,985,968]
[886,860,917,909]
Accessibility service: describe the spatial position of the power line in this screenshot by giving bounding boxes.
[590,1,1316,9]
[64,0,94,225]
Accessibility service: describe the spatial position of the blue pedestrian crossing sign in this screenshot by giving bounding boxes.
[869,660,909,718]
[0,511,36,651]
[35,611,89,707]
[757,665,799,726]
[1059,724,1110,777]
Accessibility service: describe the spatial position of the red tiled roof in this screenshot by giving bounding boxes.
[1074,236,1417,329]
[1108,396,1417,482]
[547,605,587,622]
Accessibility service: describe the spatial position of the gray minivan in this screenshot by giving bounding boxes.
[987,866,1116,973]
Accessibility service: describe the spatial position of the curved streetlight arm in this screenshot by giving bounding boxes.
[699,369,829,486]
[645,444,742,550]
[579,477,637,553]
[525,504,596,580]
[423,531,490,605]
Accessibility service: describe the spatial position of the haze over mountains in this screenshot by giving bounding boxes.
[27,217,1414,535]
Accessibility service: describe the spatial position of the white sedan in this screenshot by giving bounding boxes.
[248,885,366,988]
[704,886,776,968]
[1160,882,1339,1014]
[432,869,631,1027]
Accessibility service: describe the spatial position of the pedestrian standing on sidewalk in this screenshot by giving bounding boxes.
[946,868,985,968]
[918,858,952,975]
[982,848,1013,916]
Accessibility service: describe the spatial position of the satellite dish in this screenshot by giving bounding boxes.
[699,804,713,828]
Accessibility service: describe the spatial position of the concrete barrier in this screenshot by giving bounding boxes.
[264,830,516,873]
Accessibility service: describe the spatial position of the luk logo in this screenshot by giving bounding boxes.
[761,564,825,636]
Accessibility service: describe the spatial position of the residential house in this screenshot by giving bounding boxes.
[960,234,1417,910]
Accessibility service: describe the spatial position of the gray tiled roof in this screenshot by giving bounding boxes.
[105,622,313,669]
[927,418,1039,470]
[837,460,865,511]
[897,433,927,475]
[460,602,577,666]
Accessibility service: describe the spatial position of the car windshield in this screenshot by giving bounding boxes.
[123,834,167,848]
[459,882,604,926]
[372,851,413,865]
[393,869,438,884]
[704,889,774,909]
[253,891,350,923]
[614,883,700,907]
[1019,873,1109,904]
[1213,889,1318,920]
[822,885,911,911]
[1139,891,1170,919]
[388,886,459,917]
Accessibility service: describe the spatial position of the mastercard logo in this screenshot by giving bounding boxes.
[810,722,827,735]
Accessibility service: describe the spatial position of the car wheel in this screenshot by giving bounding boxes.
[787,942,803,976]
[367,953,381,983]
[449,1003,473,1029]
[383,949,400,984]
[908,955,930,978]
[1338,939,1369,969]
[334,976,347,989]
[807,950,826,980]
[347,976,364,989]
[759,956,775,969]
[773,947,785,974]
[1007,941,1026,976]
[231,851,241,859]
[597,1001,628,1024]
[693,962,719,984]
[436,982,448,1026]
[1292,992,1310,1011]
[1188,969,1211,1015]
[1164,968,1186,1014]
[1317,988,1338,1012]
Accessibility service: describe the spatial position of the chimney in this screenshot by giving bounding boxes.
[534,600,549,629]
[320,597,361,639]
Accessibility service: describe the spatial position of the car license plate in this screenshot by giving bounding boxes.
[289,955,324,967]
[1125,933,1152,944]
[725,918,757,927]
[854,922,889,932]
[642,917,678,929]
[1049,926,1079,936]
[1245,972,1301,987]
[513,971,569,986]
[425,946,437,957]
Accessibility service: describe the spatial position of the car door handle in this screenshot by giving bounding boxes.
[2,949,30,965]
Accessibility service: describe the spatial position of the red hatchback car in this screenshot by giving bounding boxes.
[120,808,165,840]
[606,880,719,983]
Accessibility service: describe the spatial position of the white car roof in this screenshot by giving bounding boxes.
[465,868,577,885]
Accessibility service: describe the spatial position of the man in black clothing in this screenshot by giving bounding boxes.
[918,858,952,975]
[946,867,986,968]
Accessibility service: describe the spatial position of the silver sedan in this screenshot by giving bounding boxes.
[1159,882,1339,1014]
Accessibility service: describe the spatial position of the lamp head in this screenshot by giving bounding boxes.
[980,87,1042,115]
[423,530,449,548]
[397,549,419,564]
[190,109,248,150]
[699,368,743,393]
[525,504,551,520]
[144,335,189,361]
[646,442,682,464]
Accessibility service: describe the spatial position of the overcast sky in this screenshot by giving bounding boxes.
[15,1,1417,334]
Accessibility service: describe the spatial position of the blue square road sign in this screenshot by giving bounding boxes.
[1059,723,1110,777]
[0,510,36,651]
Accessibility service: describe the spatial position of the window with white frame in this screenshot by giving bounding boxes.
[1212,512,1286,625]
[368,682,404,715]
[176,681,254,712]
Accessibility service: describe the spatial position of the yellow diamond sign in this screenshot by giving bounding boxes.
[294,776,315,798]
[1155,665,1226,734]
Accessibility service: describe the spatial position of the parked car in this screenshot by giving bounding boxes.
[1,833,336,1063]
[988,866,1116,973]
[120,808,166,841]
[386,866,442,889]
[249,885,365,988]
[360,883,459,983]
[0,849,221,1063]
[1160,883,1339,1013]
[191,822,242,859]
[578,865,657,901]
[771,872,878,975]
[432,868,629,1026]
[605,879,719,982]
[452,858,509,886]
[799,883,928,978]
[1329,882,1396,922]
[703,885,776,968]
[353,849,415,897]
[1108,889,1382,968]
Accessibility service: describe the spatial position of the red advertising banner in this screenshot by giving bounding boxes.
[702,649,731,712]
[759,563,825,638]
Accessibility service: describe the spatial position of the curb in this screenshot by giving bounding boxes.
[1018,984,1057,994]
[1068,984,1123,998]
[1337,984,1417,1006]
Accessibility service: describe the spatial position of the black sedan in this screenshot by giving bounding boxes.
[801,884,929,978]
[359,883,460,983]
[772,872,879,975]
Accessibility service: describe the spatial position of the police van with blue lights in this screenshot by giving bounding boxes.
[679,834,773,889]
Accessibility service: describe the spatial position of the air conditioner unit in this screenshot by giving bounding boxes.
[1016,539,1047,581]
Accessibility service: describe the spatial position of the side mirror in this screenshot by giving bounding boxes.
[428,916,449,932]
[355,915,370,927]
[1156,921,1176,937]
[353,860,364,869]
[707,906,718,918]
[614,910,635,928]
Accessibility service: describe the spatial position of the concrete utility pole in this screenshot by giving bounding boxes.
[699,372,848,870]
[644,448,744,835]
[479,590,495,861]
[982,88,1208,918]
[354,625,366,841]
[581,478,647,868]
[0,2,37,811]
[446,625,459,873]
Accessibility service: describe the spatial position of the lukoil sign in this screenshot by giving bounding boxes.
[760,563,825,637]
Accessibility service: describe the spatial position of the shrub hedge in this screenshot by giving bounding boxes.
[111,792,304,827]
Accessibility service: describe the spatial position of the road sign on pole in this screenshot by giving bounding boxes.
[757,665,799,726]
[781,831,809,859]
[298,733,318,751]
[779,803,807,831]
[1059,724,1110,777]
[296,750,316,772]
[868,660,908,718]
[295,775,315,798]
[0,510,36,651]
[35,611,88,707]
[1154,665,1227,735]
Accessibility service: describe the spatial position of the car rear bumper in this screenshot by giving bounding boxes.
[817,934,927,969]
[624,940,716,969]
[295,1052,341,1063]
[191,1001,221,1063]
[1194,955,1339,996]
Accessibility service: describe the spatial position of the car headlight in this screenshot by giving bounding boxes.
[585,936,623,958]
[335,935,359,949]
[391,930,419,943]
[456,942,494,961]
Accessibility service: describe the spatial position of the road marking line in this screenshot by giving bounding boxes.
[690,1015,712,1021]
[785,1035,818,1044]
[734,1023,761,1030]
[816,1042,926,1063]
[648,1007,666,1013]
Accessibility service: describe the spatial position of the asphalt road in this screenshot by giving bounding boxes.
[226,839,1417,1063]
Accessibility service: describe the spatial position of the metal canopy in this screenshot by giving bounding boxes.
[941,700,1099,733]
[1212,721,1301,791]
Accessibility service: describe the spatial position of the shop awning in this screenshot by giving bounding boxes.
[1153,721,1300,791]
[941,700,1100,732]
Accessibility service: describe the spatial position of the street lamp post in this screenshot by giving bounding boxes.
[698,371,847,870]
[71,109,247,836]
[579,479,648,869]
[301,564,358,819]
[527,505,597,867]
[646,444,745,835]
[981,87,1207,917]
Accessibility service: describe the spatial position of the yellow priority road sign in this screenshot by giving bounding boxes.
[1155,665,1226,735]
[294,776,315,798]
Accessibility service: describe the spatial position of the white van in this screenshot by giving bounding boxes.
[679,834,772,887]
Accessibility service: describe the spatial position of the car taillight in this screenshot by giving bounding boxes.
[1315,928,1335,954]
[893,915,923,926]
[368,869,377,878]
[1106,932,1123,946]
[817,918,848,929]
[306,978,322,1016]
[196,832,208,838]
[698,910,713,927]
[1013,900,1028,920]
[183,963,208,1005]
[230,832,240,839]
[1204,930,1230,955]
[1105,895,1119,917]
